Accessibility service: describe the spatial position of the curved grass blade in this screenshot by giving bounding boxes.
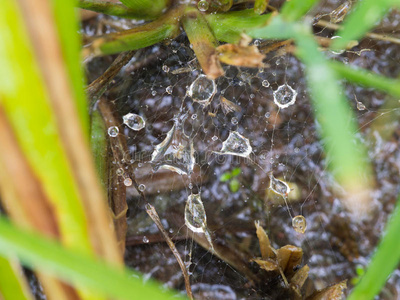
[0,217,181,300]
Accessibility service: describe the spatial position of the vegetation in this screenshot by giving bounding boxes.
[1,0,400,299]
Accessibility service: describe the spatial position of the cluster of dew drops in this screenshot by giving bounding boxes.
[107,70,307,236]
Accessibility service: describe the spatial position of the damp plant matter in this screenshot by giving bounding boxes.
[2,0,400,300]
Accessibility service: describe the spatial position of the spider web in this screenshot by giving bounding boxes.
[83,2,400,298]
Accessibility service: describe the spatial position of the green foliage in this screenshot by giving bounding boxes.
[220,168,241,192]
[0,256,32,300]
[0,217,180,300]
[280,0,320,21]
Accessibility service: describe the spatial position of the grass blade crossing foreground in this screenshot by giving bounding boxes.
[348,195,400,300]
[0,256,33,300]
[0,217,182,300]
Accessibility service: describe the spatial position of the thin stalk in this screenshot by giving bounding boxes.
[329,61,400,98]
[78,0,155,19]
[82,6,183,57]
[182,7,224,79]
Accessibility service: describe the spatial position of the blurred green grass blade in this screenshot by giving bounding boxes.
[0,256,33,300]
[348,196,400,300]
[329,61,400,98]
[52,0,89,135]
[249,16,372,201]
[280,0,321,21]
[0,0,92,251]
[205,9,271,44]
[331,0,393,50]
[0,217,180,300]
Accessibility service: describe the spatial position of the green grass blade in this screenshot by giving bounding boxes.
[0,217,181,300]
[52,0,89,135]
[348,196,400,300]
[0,0,92,251]
[205,9,271,44]
[0,256,33,300]
[118,0,168,18]
[78,0,155,19]
[331,0,393,50]
[280,0,321,21]
[329,61,400,98]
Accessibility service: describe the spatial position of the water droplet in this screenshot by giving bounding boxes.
[276,58,281,65]
[188,74,216,106]
[216,131,252,158]
[142,236,149,243]
[108,126,119,137]
[197,0,209,11]
[262,80,270,87]
[330,36,345,55]
[188,182,193,189]
[191,114,197,120]
[264,112,270,118]
[357,101,366,111]
[185,194,207,233]
[273,84,297,109]
[124,177,132,186]
[292,215,307,234]
[212,135,218,141]
[250,94,255,99]
[151,90,157,96]
[138,184,146,191]
[116,168,124,176]
[231,117,238,125]
[166,86,173,94]
[269,173,290,197]
[330,1,351,23]
[294,147,300,153]
[151,117,195,175]
[123,113,145,131]
[162,65,170,72]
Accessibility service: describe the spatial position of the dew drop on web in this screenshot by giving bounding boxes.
[123,113,145,131]
[150,117,195,175]
[292,215,307,234]
[108,126,119,137]
[216,131,252,158]
[269,173,290,197]
[185,194,207,233]
[138,184,146,192]
[123,177,132,187]
[197,0,209,12]
[188,74,216,106]
[273,83,297,109]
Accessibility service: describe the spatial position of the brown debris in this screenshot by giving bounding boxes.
[307,280,347,300]
[216,43,265,68]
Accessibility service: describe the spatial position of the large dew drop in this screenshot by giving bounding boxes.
[123,113,145,131]
[273,84,297,109]
[292,215,307,234]
[188,74,216,106]
[150,118,195,175]
[269,173,290,197]
[108,126,119,137]
[216,131,252,158]
[185,194,207,233]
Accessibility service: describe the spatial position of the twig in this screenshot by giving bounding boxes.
[315,19,400,45]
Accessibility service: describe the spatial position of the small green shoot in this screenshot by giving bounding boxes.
[220,168,241,192]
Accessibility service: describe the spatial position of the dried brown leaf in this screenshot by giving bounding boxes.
[277,245,303,275]
[216,44,265,68]
[253,258,279,271]
[255,221,274,259]
[290,264,309,297]
[307,280,347,300]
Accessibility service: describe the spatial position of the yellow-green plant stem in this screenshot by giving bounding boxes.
[78,0,156,20]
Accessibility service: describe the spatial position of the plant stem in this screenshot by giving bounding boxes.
[82,6,183,57]
[78,0,155,19]
[182,7,224,79]
[205,9,271,44]
[119,0,170,17]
